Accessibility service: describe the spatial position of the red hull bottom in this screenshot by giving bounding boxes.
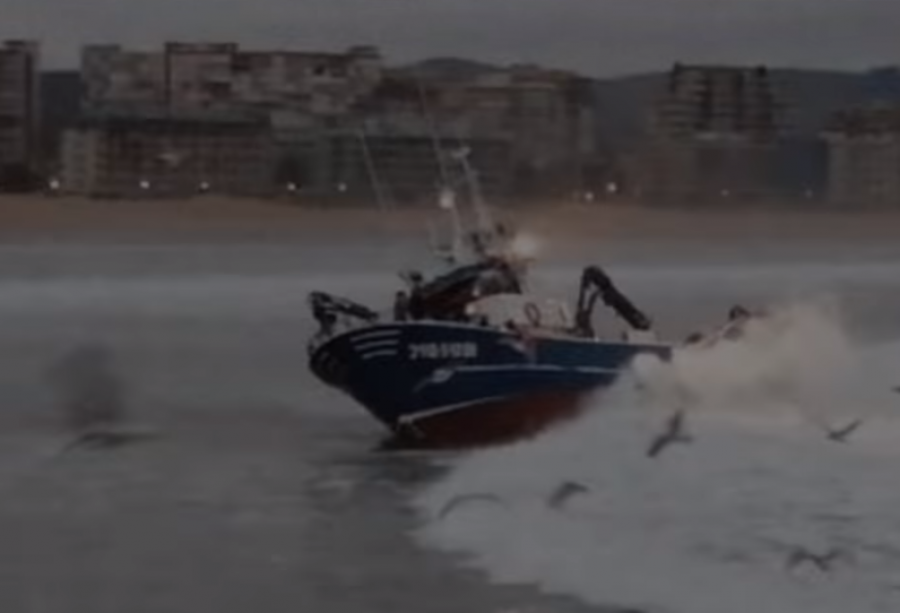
[385,390,592,450]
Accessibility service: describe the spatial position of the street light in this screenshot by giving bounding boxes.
[438,187,456,210]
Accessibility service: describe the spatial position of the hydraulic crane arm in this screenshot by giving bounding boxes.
[574,265,652,337]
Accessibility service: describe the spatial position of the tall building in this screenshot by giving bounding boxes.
[81,42,383,115]
[276,76,515,204]
[73,42,389,200]
[271,66,592,204]
[74,42,593,202]
[652,64,781,140]
[471,67,597,198]
[632,64,786,203]
[0,40,40,187]
[824,104,900,208]
[387,64,597,199]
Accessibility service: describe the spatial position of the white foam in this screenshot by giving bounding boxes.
[412,299,900,613]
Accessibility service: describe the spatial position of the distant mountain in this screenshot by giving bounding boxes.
[395,57,500,82]
[771,69,875,135]
[859,66,900,100]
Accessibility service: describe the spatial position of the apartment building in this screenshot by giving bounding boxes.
[824,105,900,208]
[385,64,597,199]
[633,63,786,203]
[61,109,274,198]
[652,64,782,140]
[72,42,593,202]
[81,42,383,115]
[0,40,40,187]
[279,76,514,204]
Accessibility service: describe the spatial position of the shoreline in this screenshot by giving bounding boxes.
[0,196,897,243]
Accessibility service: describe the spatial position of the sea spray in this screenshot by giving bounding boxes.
[630,298,889,424]
[412,298,900,613]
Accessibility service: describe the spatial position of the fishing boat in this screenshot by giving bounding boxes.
[306,147,678,448]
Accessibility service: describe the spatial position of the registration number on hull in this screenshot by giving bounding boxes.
[409,342,478,360]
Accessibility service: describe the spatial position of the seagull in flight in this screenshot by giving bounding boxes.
[58,426,160,455]
[546,480,590,510]
[437,493,507,520]
[646,410,692,459]
[824,418,865,444]
[785,547,848,573]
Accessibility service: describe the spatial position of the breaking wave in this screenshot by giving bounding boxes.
[411,299,900,613]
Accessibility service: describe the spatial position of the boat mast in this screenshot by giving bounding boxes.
[415,68,465,263]
[415,72,451,190]
[356,125,392,213]
[453,146,494,236]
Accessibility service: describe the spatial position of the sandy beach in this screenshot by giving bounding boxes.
[0,195,898,243]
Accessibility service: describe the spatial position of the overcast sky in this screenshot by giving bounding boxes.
[3,0,899,75]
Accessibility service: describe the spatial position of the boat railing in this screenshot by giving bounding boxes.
[465,294,572,330]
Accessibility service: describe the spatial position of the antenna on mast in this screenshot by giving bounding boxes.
[452,145,493,234]
[414,71,451,189]
[415,67,466,263]
[357,125,392,213]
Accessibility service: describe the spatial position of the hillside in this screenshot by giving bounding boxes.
[395,57,501,82]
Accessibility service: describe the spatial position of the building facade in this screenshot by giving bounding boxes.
[73,42,594,203]
[307,130,513,205]
[632,64,786,203]
[81,42,383,116]
[824,105,900,208]
[61,109,275,198]
[651,64,781,140]
[0,40,40,187]
[383,65,597,199]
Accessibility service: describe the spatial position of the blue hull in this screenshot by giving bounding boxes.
[309,321,672,446]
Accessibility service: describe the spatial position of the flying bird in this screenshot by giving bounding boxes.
[437,493,507,520]
[824,418,865,444]
[546,480,590,510]
[784,547,848,573]
[646,410,692,459]
[58,426,160,455]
